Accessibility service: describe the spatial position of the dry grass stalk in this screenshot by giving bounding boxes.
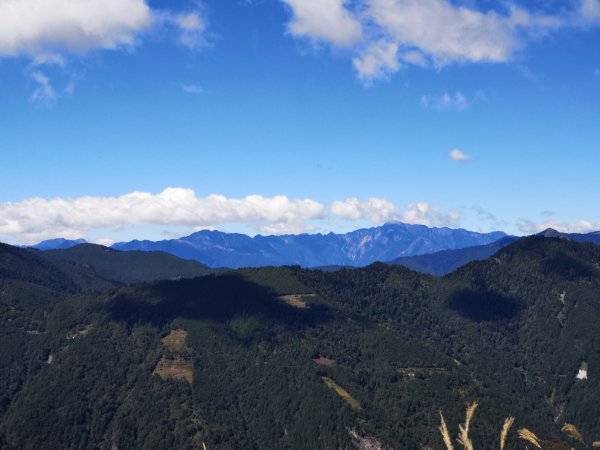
[439,411,455,450]
[457,402,478,450]
[561,423,584,444]
[518,428,542,449]
[500,417,515,450]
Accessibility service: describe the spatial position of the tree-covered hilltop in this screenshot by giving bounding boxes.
[0,236,599,449]
[41,243,212,284]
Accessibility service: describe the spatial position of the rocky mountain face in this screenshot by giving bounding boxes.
[111,222,507,268]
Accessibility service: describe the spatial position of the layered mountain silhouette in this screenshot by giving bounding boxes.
[537,227,600,244]
[111,222,507,268]
[1,235,599,449]
[390,236,519,275]
[30,238,87,250]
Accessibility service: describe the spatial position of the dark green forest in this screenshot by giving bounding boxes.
[0,237,599,449]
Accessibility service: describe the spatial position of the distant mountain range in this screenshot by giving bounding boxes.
[26,225,600,274]
[537,227,600,244]
[109,222,507,268]
[31,238,87,250]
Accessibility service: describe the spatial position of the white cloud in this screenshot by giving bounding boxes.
[366,0,518,66]
[331,197,398,223]
[420,91,471,111]
[281,0,600,80]
[172,11,207,49]
[179,83,205,95]
[29,71,57,102]
[578,0,600,23]
[331,197,460,227]
[0,0,153,59]
[518,219,599,234]
[449,148,471,161]
[92,237,116,247]
[352,39,399,80]
[281,0,363,46]
[0,188,326,243]
[0,1,210,63]
[400,50,427,66]
[400,202,461,227]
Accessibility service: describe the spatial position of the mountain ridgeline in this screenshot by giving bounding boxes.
[41,244,212,284]
[111,222,507,268]
[390,236,519,275]
[0,236,599,449]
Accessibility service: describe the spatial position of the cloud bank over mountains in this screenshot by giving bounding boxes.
[1,187,594,244]
[0,188,462,244]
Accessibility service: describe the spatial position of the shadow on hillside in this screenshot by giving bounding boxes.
[448,289,524,322]
[101,273,333,327]
[541,252,596,280]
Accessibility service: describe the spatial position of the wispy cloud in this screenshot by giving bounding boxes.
[420,92,477,111]
[171,11,208,49]
[449,148,471,162]
[353,40,399,80]
[29,71,56,103]
[472,205,508,229]
[179,83,205,95]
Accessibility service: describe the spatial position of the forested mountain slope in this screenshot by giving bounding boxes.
[389,236,519,275]
[0,237,598,449]
[41,244,212,284]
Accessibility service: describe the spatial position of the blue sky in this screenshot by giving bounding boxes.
[1,0,599,244]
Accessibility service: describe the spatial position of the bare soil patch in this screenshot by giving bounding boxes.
[276,294,315,309]
[312,356,336,367]
[153,357,193,384]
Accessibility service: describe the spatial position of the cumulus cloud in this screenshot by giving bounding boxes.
[449,148,471,161]
[366,0,518,66]
[331,197,398,223]
[518,219,599,234]
[281,0,600,80]
[0,0,152,59]
[0,188,326,244]
[420,92,471,111]
[331,197,460,227]
[0,0,209,62]
[281,0,363,46]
